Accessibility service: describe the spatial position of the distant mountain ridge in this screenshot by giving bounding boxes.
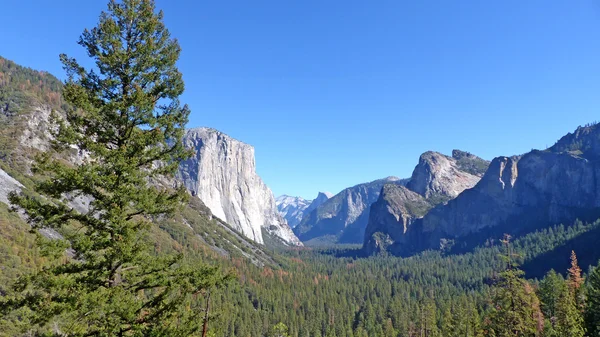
[364,150,489,254]
[293,176,409,244]
[276,192,332,228]
[364,123,600,256]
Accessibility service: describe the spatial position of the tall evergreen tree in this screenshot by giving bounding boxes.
[1,0,227,335]
[483,235,544,337]
[585,263,600,336]
[568,251,585,310]
[538,269,566,329]
[555,285,585,337]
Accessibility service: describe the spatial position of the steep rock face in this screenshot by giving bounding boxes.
[0,57,287,264]
[304,192,334,216]
[407,151,486,202]
[294,177,407,244]
[0,168,23,205]
[276,192,332,228]
[363,150,489,255]
[363,184,432,254]
[384,124,600,255]
[178,127,301,246]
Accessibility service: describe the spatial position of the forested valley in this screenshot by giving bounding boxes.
[2,0,600,336]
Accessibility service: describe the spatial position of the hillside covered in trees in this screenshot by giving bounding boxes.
[2,0,600,336]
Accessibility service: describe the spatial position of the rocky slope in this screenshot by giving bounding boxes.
[363,184,433,254]
[364,150,489,254]
[406,150,488,202]
[276,192,332,228]
[276,195,310,228]
[0,168,22,204]
[0,56,297,266]
[368,123,600,256]
[304,192,334,216]
[178,127,301,246]
[294,177,408,244]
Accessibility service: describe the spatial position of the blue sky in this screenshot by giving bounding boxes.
[2,1,600,199]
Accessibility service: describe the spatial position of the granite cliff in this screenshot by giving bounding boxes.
[178,127,301,246]
[294,177,408,244]
[364,150,488,254]
[366,123,600,256]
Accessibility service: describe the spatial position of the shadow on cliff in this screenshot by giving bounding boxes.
[442,206,600,256]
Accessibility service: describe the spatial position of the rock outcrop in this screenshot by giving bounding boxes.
[369,123,600,256]
[178,127,301,246]
[363,184,432,254]
[276,192,332,228]
[363,150,489,255]
[304,192,334,216]
[0,168,23,205]
[407,150,487,202]
[294,177,408,244]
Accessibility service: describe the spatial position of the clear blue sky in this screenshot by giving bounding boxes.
[2,1,600,199]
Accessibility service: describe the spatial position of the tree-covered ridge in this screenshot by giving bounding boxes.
[451,149,490,177]
[3,1,600,336]
[0,56,69,172]
[0,56,64,114]
[547,122,600,159]
[1,0,234,334]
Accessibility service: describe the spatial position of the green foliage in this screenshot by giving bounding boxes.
[585,264,600,336]
[555,285,586,337]
[538,269,566,325]
[483,238,544,337]
[269,322,290,337]
[1,0,228,335]
[3,12,600,336]
[454,153,489,176]
[0,56,66,170]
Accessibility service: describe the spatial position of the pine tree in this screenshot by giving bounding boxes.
[538,269,566,329]
[585,263,600,336]
[555,285,585,337]
[269,322,290,337]
[421,295,440,337]
[568,251,585,310]
[1,0,227,335]
[483,234,544,337]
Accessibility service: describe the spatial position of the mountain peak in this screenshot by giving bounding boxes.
[318,191,334,199]
[548,122,600,159]
[407,150,489,201]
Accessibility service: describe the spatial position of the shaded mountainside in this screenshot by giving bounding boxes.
[368,123,600,256]
[364,150,489,255]
[294,177,409,244]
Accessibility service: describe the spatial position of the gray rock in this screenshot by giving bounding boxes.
[363,184,432,254]
[294,177,408,244]
[178,127,302,246]
[0,168,23,205]
[363,150,489,255]
[276,192,333,228]
[380,123,600,255]
[406,151,485,203]
[276,195,311,228]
